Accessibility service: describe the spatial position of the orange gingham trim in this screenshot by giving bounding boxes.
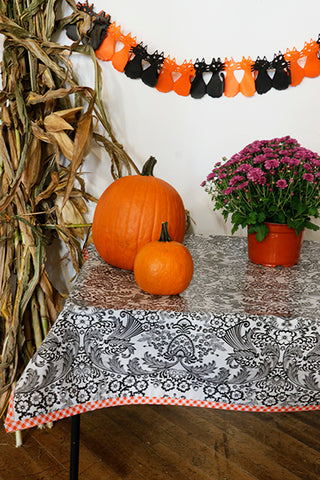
[82,247,89,262]
[5,391,320,433]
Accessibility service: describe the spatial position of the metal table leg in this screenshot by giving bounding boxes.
[70,414,80,480]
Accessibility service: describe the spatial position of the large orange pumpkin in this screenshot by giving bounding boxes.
[134,222,194,295]
[92,157,186,270]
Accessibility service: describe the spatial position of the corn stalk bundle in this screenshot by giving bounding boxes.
[0,0,139,418]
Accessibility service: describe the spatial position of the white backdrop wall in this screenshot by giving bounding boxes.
[70,0,320,241]
[3,1,320,289]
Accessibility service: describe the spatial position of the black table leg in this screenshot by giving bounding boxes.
[70,414,80,480]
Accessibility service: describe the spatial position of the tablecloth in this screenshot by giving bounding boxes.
[5,235,320,432]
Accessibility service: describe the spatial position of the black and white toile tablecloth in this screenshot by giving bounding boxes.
[5,235,320,432]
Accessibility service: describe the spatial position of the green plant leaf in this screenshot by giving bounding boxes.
[308,206,318,216]
[257,211,266,223]
[255,223,269,242]
[305,221,320,232]
[247,211,257,224]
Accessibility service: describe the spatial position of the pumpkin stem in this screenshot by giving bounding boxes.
[159,222,172,242]
[141,156,157,176]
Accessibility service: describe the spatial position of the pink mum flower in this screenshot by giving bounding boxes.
[206,172,217,181]
[222,187,234,195]
[276,179,288,189]
[303,173,314,182]
[235,163,252,173]
[287,157,300,166]
[236,181,249,190]
[253,154,267,164]
[229,175,245,186]
[303,163,313,172]
[247,167,265,182]
[258,176,267,186]
[265,158,280,170]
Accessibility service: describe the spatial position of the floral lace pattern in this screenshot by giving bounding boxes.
[9,235,320,428]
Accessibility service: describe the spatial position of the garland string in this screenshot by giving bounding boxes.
[66,2,320,99]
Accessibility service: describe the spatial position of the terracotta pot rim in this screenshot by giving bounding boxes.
[248,222,304,235]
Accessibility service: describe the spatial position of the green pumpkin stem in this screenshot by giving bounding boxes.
[141,156,157,176]
[159,222,172,242]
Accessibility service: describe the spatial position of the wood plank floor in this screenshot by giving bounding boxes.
[1,405,320,480]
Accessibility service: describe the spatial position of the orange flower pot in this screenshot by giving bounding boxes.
[247,223,303,267]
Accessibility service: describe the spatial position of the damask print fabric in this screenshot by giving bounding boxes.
[5,235,320,432]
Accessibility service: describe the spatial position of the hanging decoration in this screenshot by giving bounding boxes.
[66,2,320,99]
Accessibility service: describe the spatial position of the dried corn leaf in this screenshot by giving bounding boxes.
[44,113,74,132]
[10,131,20,170]
[27,87,84,105]
[0,128,19,172]
[14,81,29,130]
[13,127,32,180]
[31,121,56,144]
[39,271,62,323]
[1,106,11,126]
[53,107,84,122]
[34,171,59,206]
[0,16,74,85]
[44,0,59,40]
[70,196,88,214]
[38,64,56,89]
[63,96,94,205]
[21,136,42,194]
[55,193,87,239]
[21,0,47,21]
[50,131,74,159]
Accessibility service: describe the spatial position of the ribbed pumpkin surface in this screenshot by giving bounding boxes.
[133,237,194,295]
[92,174,186,270]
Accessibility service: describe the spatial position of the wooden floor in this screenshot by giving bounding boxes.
[1,405,320,480]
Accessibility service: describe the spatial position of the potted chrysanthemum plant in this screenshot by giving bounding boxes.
[201,136,320,266]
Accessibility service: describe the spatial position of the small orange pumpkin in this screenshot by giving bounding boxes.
[133,222,194,295]
[92,157,186,271]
